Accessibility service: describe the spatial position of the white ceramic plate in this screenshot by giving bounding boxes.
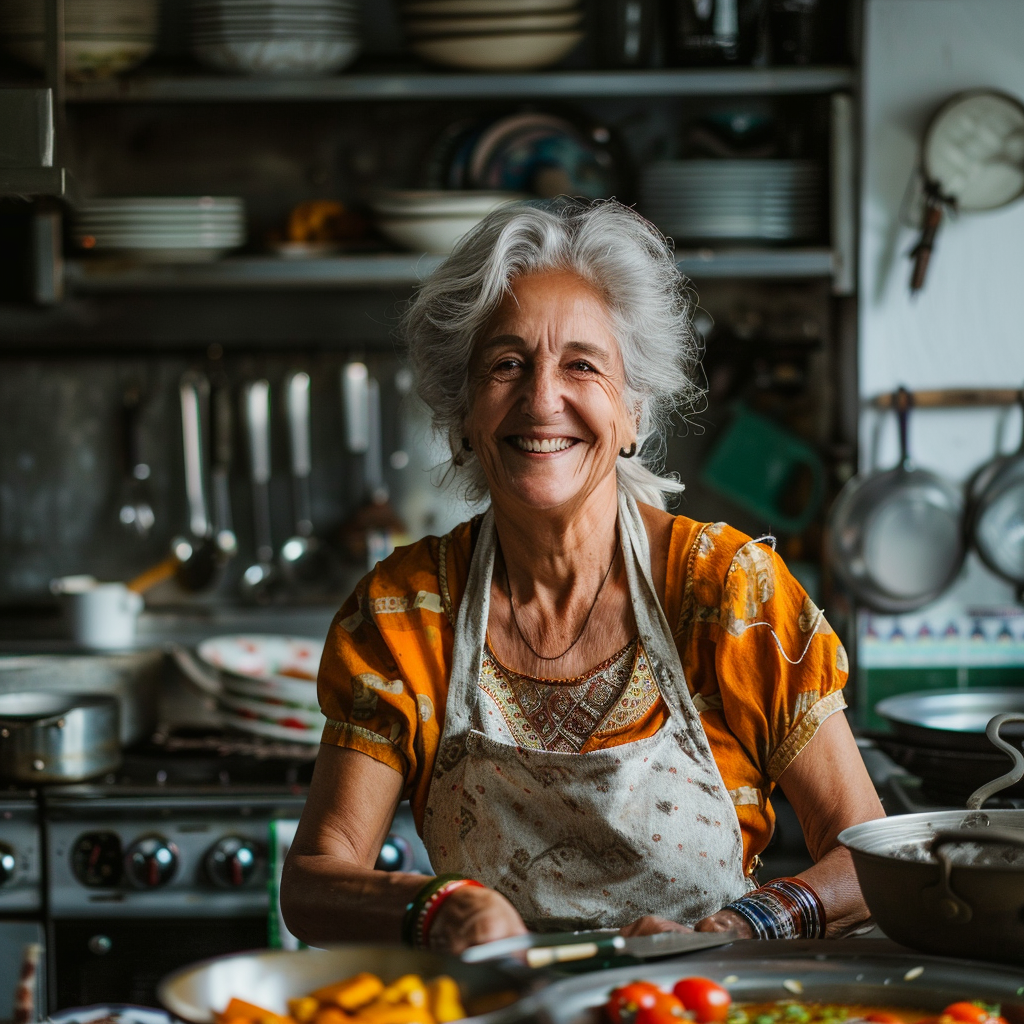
[219,710,322,744]
[377,213,492,252]
[403,11,581,35]
[197,633,323,686]
[402,0,578,14]
[370,189,525,217]
[216,691,324,728]
[408,28,582,69]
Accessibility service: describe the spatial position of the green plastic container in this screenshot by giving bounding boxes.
[700,404,825,534]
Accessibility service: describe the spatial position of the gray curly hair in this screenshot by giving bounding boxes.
[402,198,702,510]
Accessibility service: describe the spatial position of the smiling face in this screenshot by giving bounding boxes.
[464,269,636,516]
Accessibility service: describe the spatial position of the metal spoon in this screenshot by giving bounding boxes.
[173,372,221,591]
[116,385,155,539]
[279,371,333,590]
[240,379,280,604]
[210,378,238,560]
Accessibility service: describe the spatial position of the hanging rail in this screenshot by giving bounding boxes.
[870,387,1024,409]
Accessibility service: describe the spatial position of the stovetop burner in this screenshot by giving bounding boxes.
[884,772,1024,814]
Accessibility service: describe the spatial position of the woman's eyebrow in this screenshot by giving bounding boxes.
[477,333,523,354]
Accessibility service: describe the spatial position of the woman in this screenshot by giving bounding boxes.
[281,199,884,954]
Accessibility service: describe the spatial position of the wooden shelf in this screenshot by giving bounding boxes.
[64,248,837,292]
[64,66,855,104]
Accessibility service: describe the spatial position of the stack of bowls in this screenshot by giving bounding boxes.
[0,0,159,80]
[195,635,323,744]
[73,197,247,263]
[191,0,361,77]
[370,191,526,253]
[640,160,822,243]
[399,0,584,70]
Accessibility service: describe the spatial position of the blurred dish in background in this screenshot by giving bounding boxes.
[432,112,622,199]
[0,0,159,80]
[664,0,763,66]
[591,0,657,68]
[73,196,246,262]
[267,200,369,257]
[369,190,526,253]
[191,0,361,77]
[640,159,821,242]
[398,0,583,70]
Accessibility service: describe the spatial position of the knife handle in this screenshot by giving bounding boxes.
[525,937,622,968]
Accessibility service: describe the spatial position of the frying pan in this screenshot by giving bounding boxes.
[910,89,1024,291]
[969,390,1024,591]
[827,388,965,612]
[875,687,1024,754]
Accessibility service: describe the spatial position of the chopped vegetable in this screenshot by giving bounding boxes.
[606,983,665,1024]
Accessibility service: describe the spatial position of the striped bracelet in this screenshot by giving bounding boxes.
[402,874,483,949]
[723,877,826,940]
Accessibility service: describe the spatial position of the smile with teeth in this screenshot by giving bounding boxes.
[510,436,577,453]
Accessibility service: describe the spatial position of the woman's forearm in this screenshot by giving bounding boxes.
[796,845,870,938]
[280,854,431,946]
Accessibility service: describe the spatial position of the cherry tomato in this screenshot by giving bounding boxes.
[606,983,663,1024]
[636,992,688,1024]
[944,1005,992,1024]
[672,978,732,1023]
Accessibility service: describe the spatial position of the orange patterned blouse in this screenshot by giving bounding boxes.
[318,514,849,877]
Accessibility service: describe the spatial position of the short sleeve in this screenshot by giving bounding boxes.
[709,534,849,781]
[317,537,450,801]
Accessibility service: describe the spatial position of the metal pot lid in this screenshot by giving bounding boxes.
[0,691,116,720]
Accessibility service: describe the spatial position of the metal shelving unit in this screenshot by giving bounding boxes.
[64,247,837,293]
[64,66,855,104]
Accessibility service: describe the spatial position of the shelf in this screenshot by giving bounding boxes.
[65,66,855,104]
[64,247,836,292]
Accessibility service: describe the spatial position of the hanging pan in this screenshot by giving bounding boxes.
[827,387,965,612]
[969,388,1024,594]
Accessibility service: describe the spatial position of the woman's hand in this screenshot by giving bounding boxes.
[694,908,754,937]
[427,885,528,955]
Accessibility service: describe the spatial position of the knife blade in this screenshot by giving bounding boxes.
[462,928,741,967]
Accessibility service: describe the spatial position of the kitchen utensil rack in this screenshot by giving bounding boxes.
[869,388,1024,409]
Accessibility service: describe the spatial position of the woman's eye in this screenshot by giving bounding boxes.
[569,360,597,373]
[492,358,522,374]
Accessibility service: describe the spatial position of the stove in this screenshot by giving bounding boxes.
[0,792,42,914]
[25,728,430,1009]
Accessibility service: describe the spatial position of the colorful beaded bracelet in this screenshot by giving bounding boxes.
[401,874,483,949]
[723,876,826,940]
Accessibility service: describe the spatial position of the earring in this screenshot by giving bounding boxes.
[619,442,637,459]
[461,437,473,452]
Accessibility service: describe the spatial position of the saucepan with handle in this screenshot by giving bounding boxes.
[827,387,965,613]
[839,712,1024,966]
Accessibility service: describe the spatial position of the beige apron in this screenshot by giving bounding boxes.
[422,491,753,931]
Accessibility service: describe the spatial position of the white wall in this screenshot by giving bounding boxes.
[860,0,1024,612]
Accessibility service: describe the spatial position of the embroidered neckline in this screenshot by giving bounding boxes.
[484,634,639,686]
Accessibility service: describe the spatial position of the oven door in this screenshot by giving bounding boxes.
[52,916,267,1010]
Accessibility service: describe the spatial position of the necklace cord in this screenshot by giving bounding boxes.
[501,531,619,662]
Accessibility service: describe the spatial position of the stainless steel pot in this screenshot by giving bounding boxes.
[840,713,1024,966]
[0,691,121,783]
[532,941,1024,1024]
[0,650,161,747]
[159,946,542,1024]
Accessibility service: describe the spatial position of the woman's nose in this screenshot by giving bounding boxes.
[521,364,563,419]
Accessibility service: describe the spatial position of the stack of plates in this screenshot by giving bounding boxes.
[0,0,158,80]
[640,160,822,242]
[370,191,526,254]
[196,635,323,745]
[399,0,583,70]
[191,0,360,77]
[73,197,247,263]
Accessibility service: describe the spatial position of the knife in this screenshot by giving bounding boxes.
[461,929,741,967]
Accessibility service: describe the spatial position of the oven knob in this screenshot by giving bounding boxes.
[205,837,263,888]
[375,834,413,873]
[0,842,15,886]
[125,835,179,888]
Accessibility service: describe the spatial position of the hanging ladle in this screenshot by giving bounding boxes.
[239,379,281,604]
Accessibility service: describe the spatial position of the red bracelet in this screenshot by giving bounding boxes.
[417,878,484,948]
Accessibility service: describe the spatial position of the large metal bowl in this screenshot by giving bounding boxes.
[158,946,541,1024]
[532,941,1024,1024]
